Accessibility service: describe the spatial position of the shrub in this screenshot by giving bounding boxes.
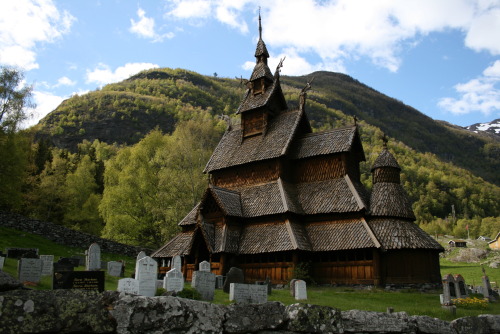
[176,286,202,300]
[453,297,488,310]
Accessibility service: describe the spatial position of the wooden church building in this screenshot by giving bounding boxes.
[152,16,443,286]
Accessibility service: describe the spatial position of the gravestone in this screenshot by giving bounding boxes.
[71,255,85,266]
[85,243,101,271]
[135,251,147,278]
[6,247,38,259]
[107,261,123,277]
[39,255,54,276]
[172,255,182,271]
[290,279,298,297]
[53,270,105,292]
[18,258,42,283]
[191,270,216,301]
[60,257,79,268]
[454,274,468,298]
[223,267,244,293]
[0,256,5,270]
[229,283,268,304]
[118,278,140,295]
[215,275,224,289]
[164,268,184,292]
[100,261,108,270]
[54,258,76,272]
[441,274,455,305]
[136,256,158,297]
[199,260,211,272]
[294,280,307,300]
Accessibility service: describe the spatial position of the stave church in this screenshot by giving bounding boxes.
[152,15,443,285]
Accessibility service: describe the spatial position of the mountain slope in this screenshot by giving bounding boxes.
[34,68,500,185]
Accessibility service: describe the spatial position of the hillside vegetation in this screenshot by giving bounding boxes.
[1,68,497,248]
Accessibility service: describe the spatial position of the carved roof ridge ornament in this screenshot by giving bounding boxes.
[299,77,314,112]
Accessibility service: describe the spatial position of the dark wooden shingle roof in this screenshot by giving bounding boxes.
[369,182,415,220]
[290,127,358,159]
[368,218,443,250]
[205,110,304,173]
[178,203,199,226]
[372,148,400,171]
[306,219,378,251]
[209,186,243,217]
[151,230,195,257]
[238,222,296,254]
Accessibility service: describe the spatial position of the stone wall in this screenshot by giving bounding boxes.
[1,289,500,334]
[0,212,150,257]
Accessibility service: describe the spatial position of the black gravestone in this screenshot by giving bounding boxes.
[53,270,105,292]
[54,258,76,272]
[6,248,39,259]
[223,267,244,293]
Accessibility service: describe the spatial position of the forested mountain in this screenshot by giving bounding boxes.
[35,69,499,186]
[20,68,499,247]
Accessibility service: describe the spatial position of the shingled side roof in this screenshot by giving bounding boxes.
[238,221,297,254]
[205,186,243,217]
[368,218,444,250]
[204,110,304,173]
[151,229,195,257]
[290,126,360,159]
[178,203,199,226]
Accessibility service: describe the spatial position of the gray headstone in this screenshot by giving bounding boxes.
[71,255,85,267]
[86,243,101,271]
[172,255,182,271]
[135,251,147,278]
[223,267,244,293]
[136,256,158,297]
[215,275,224,289]
[117,278,139,295]
[294,280,307,300]
[229,283,268,304]
[39,255,54,276]
[164,268,184,292]
[454,274,468,298]
[290,279,298,297]
[0,256,5,270]
[199,260,211,272]
[107,261,123,277]
[191,270,216,301]
[18,258,42,283]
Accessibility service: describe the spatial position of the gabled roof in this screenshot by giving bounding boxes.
[204,109,304,173]
[178,203,200,226]
[236,70,287,114]
[372,148,400,171]
[202,186,243,217]
[369,182,415,220]
[368,218,444,251]
[290,126,363,160]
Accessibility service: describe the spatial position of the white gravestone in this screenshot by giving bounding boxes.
[0,256,5,270]
[18,258,42,283]
[107,261,123,277]
[191,270,216,301]
[135,251,147,278]
[294,280,307,300]
[229,283,268,304]
[39,255,54,276]
[172,255,182,271]
[199,260,211,272]
[136,256,158,297]
[118,278,140,295]
[164,268,184,292]
[86,243,101,271]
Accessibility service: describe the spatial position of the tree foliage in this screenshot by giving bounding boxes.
[0,67,34,133]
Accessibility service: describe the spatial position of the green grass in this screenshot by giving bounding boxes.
[2,226,499,321]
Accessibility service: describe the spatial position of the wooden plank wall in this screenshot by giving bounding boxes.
[240,262,293,284]
[312,261,374,284]
[242,110,265,137]
[212,160,281,189]
[294,155,345,183]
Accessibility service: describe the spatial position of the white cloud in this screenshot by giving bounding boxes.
[130,8,174,42]
[56,76,76,87]
[165,0,500,73]
[0,0,74,70]
[438,61,500,116]
[86,62,160,86]
[22,90,65,128]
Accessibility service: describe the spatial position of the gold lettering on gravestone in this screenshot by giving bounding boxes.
[72,277,99,290]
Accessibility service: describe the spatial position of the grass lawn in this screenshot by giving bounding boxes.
[1,226,499,321]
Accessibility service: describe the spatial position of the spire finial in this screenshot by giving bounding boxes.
[258,7,262,39]
[382,133,388,148]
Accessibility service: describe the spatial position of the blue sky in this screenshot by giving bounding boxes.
[1,0,499,128]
